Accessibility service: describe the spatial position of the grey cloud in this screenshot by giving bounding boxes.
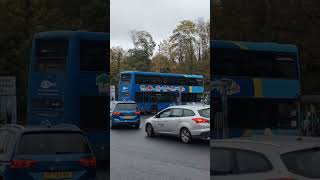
[111,0,210,49]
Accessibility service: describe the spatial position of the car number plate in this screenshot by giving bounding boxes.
[124,116,133,119]
[43,172,72,179]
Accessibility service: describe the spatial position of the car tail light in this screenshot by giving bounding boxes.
[192,118,209,123]
[135,111,141,115]
[268,178,297,180]
[112,112,121,116]
[79,157,96,167]
[10,160,37,168]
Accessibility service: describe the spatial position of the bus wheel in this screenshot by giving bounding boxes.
[150,105,158,115]
[146,123,155,137]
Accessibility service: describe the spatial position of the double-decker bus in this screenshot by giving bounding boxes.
[27,31,109,161]
[118,71,204,113]
[211,40,301,137]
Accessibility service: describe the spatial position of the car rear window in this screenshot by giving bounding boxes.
[211,147,273,175]
[115,103,137,110]
[235,149,272,174]
[211,148,234,175]
[17,132,91,155]
[198,108,210,118]
[281,148,320,178]
[183,109,195,117]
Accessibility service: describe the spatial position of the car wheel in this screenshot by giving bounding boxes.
[180,128,192,144]
[146,123,155,137]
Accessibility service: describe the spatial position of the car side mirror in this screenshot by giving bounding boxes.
[155,114,160,118]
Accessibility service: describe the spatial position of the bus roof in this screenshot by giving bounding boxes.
[211,40,298,53]
[34,31,109,41]
[121,71,203,79]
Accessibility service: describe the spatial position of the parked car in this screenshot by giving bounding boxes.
[211,134,320,180]
[145,104,210,143]
[110,101,141,129]
[0,123,96,180]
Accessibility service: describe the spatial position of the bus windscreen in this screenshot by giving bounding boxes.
[34,38,68,72]
[80,40,108,72]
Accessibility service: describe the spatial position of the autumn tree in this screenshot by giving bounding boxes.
[169,20,197,73]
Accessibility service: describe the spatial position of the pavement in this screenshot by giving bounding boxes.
[105,115,210,180]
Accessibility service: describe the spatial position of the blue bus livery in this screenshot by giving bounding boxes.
[27,31,109,160]
[211,40,301,138]
[118,71,204,113]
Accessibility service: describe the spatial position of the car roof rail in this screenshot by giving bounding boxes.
[2,124,24,130]
[54,123,80,129]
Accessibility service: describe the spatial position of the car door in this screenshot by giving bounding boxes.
[165,108,183,134]
[153,108,172,133]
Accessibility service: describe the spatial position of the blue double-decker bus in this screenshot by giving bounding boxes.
[211,40,301,137]
[27,31,109,160]
[118,71,204,113]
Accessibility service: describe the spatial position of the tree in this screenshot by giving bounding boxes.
[110,47,125,86]
[169,20,197,73]
[151,54,176,73]
[130,30,156,57]
[127,30,156,71]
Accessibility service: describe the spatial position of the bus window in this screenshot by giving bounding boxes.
[121,74,131,82]
[274,55,298,78]
[80,40,108,72]
[135,92,176,103]
[182,93,201,102]
[214,48,299,79]
[161,77,185,85]
[135,75,161,84]
[156,93,174,103]
[249,54,273,77]
[34,38,68,72]
[187,78,203,86]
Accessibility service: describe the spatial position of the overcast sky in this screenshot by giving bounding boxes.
[111,0,210,50]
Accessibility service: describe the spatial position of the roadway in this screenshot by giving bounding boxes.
[106,115,210,180]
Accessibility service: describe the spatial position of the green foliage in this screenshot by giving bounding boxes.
[127,49,151,71]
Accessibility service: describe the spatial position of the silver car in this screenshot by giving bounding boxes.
[145,105,210,143]
[211,135,320,180]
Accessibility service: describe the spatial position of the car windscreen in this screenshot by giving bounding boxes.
[17,132,91,155]
[198,108,210,118]
[115,103,137,111]
[281,147,320,178]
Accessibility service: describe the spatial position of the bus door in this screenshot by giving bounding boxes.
[211,80,229,139]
